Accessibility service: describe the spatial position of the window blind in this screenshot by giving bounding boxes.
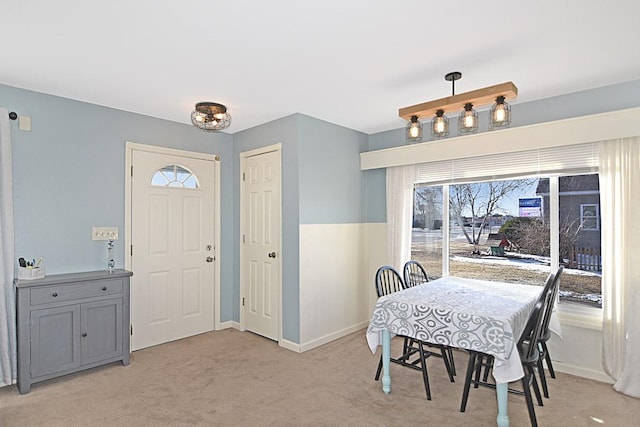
[416,141,599,184]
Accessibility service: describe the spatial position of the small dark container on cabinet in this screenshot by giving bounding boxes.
[15,269,133,394]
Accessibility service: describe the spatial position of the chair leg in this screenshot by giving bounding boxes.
[440,347,455,383]
[375,354,383,381]
[528,365,544,407]
[521,373,539,427]
[542,341,556,379]
[473,354,484,389]
[417,341,431,400]
[537,357,550,398]
[460,352,478,412]
[448,347,456,376]
[482,355,493,382]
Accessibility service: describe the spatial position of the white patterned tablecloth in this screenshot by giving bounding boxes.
[366,276,542,383]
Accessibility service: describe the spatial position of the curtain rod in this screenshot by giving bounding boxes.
[9,112,18,120]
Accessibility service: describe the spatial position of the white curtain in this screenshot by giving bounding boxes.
[0,108,16,387]
[386,165,415,270]
[600,137,640,398]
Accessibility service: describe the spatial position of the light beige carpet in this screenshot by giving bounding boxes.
[1,329,638,426]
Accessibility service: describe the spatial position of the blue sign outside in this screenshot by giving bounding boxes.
[519,197,542,217]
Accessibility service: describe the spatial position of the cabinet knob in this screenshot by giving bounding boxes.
[81,332,87,337]
[101,286,107,291]
[52,292,58,297]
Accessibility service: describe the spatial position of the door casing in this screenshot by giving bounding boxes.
[124,141,222,337]
[239,143,283,343]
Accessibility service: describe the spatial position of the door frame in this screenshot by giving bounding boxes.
[124,141,222,332]
[239,143,283,342]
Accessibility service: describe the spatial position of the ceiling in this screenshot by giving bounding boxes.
[2,1,640,135]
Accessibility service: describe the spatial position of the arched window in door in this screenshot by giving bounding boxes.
[151,164,199,189]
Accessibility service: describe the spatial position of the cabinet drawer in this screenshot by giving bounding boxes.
[30,279,123,305]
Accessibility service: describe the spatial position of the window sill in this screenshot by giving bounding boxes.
[557,302,602,331]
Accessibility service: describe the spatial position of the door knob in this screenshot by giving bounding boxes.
[268,252,277,258]
[206,256,214,262]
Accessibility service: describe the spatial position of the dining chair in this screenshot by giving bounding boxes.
[402,259,429,287]
[402,260,457,380]
[536,265,564,398]
[373,265,435,400]
[459,272,556,427]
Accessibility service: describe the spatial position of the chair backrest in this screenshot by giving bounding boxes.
[518,272,555,360]
[403,260,429,288]
[375,266,405,297]
[540,266,564,336]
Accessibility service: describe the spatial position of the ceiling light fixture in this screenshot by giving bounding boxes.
[190,102,231,132]
[400,72,517,140]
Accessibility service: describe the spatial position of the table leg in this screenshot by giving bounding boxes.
[496,382,509,427]
[382,329,391,394]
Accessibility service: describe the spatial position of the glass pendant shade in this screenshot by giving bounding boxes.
[431,109,449,138]
[405,115,423,143]
[458,103,478,134]
[489,96,511,130]
[191,102,232,132]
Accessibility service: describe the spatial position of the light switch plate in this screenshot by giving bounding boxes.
[92,227,119,241]
[19,115,31,131]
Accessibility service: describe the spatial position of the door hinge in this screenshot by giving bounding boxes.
[130,325,133,336]
[242,234,245,243]
[130,245,133,256]
[242,297,245,307]
[131,165,133,177]
[242,172,245,182]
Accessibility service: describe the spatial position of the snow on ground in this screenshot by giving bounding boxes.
[451,251,603,306]
[450,252,601,277]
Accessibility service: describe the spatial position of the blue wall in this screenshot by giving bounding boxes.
[297,114,368,224]
[232,114,300,342]
[1,84,236,321]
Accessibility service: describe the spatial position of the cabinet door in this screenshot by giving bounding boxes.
[30,305,81,378]
[81,298,123,364]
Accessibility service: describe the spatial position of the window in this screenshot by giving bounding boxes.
[151,165,199,188]
[580,204,600,231]
[412,185,443,280]
[412,173,602,308]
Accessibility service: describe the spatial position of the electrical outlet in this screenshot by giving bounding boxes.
[92,227,119,241]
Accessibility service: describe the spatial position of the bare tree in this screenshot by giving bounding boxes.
[414,186,442,229]
[450,180,537,250]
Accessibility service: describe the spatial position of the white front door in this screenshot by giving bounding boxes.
[131,148,215,350]
[241,147,281,341]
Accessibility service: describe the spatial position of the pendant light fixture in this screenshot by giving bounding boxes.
[489,95,511,130]
[191,102,232,132]
[399,72,517,140]
[405,115,423,143]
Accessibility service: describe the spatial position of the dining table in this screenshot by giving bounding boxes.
[366,276,545,427]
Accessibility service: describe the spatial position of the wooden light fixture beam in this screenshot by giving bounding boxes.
[399,81,518,121]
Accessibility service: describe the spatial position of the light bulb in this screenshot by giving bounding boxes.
[409,125,420,138]
[494,105,506,122]
[464,112,475,128]
[435,119,445,134]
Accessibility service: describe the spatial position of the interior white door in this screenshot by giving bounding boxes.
[242,149,281,341]
[131,149,215,350]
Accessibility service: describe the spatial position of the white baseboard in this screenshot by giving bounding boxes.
[219,320,241,330]
[554,361,614,384]
[279,339,302,353]
[279,321,369,353]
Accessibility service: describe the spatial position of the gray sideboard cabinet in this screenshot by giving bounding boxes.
[15,269,133,394]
